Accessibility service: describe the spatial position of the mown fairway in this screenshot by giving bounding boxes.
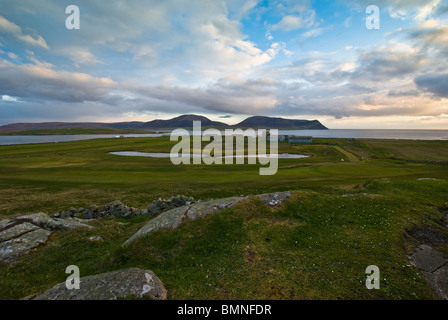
[0,137,447,299]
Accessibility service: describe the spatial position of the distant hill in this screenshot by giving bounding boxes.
[0,114,327,132]
[236,116,327,129]
[141,115,228,129]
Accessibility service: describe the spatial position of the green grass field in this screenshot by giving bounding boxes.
[0,136,447,299]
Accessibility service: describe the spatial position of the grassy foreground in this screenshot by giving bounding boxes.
[0,136,447,299]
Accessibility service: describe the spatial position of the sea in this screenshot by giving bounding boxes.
[0,129,447,146]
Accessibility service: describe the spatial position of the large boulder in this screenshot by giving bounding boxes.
[32,268,167,300]
[0,213,92,263]
[124,191,291,245]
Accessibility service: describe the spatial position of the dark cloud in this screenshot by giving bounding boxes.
[0,59,116,103]
[414,73,448,98]
[408,25,448,60]
[388,89,420,97]
[351,50,426,82]
[133,78,280,115]
[435,4,448,17]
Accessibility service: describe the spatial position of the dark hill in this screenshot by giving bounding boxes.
[140,115,228,129]
[0,115,327,131]
[236,116,327,129]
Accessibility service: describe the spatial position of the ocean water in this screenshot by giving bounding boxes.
[0,133,168,146]
[0,130,447,146]
[278,129,448,140]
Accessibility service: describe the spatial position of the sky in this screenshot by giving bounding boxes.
[0,0,447,129]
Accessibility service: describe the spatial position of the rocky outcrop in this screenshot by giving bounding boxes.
[408,212,448,300]
[147,195,195,215]
[32,268,167,300]
[51,195,194,220]
[256,191,291,206]
[0,213,92,263]
[409,245,448,300]
[124,191,291,246]
[1,192,290,263]
[15,213,93,231]
[52,200,143,220]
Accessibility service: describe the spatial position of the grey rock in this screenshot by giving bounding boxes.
[0,219,17,233]
[421,268,448,300]
[147,195,195,215]
[33,268,167,300]
[125,196,244,245]
[73,211,83,218]
[110,200,122,208]
[256,191,291,206]
[88,236,103,242]
[15,213,93,231]
[147,203,160,214]
[124,192,291,245]
[431,267,448,300]
[83,211,92,220]
[0,213,93,263]
[0,228,52,263]
[52,212,60,218]
[0,222,39,242]
[409,244,448,300]
[409,245,447,272]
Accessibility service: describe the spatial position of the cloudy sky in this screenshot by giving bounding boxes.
[0,0,447,128]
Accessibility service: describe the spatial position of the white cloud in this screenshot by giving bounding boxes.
[59,47,104,67]
[272,12,315,31]
[301,27,324,39]
[1,95,18,102]
[0,15,49,49]
[234,0,258,19]
[414,0,441,22]
[7,52,18,59]
[266,32,274,40]
[344,17,351,28]
[378,0,442,21]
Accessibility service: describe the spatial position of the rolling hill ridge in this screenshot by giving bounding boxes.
[0,114,328,131]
